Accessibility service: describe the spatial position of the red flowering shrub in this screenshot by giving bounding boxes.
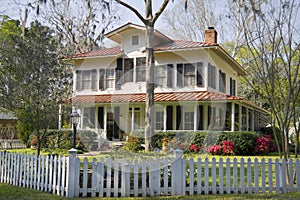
[208,140,235,156]
[255,134,273,155]
[208,144,222,155]
[189,144,200,153]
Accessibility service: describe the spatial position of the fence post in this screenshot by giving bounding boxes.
[172,149,183,196]
[66,148,77,198]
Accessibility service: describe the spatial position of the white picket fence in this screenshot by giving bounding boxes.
[0,149,300,198]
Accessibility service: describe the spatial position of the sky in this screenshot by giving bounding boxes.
[0,0,173,29]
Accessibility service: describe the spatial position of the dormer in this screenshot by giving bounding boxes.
[105,22,173,53]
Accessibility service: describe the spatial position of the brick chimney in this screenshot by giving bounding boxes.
[205,27,217,44]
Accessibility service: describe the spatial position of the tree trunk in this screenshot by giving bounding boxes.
[144,24,155,151]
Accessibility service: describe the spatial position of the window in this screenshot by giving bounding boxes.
[106,69,115,89]
[82,71,91,90]
[76,69,97,91]
[196,62,203,87]
[124,58,134,83]
[129,107,141,132]
[99,69,115,90]
[208,63,216,89]
[83,107,95,128]
[184,63,195,86]
[184,112,194,130]
[155,111,164,130]
[132,35,139,45]
[156,65,166,87]
[177,62,203,87]
[136,57,146,82]
[230,78,236,96]
[167,64,174,88]
[219,70,226,93]
[177,64,183,87]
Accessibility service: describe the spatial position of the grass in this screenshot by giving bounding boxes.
[1,183,300,200]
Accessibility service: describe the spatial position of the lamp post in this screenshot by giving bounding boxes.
[69,110,80,149]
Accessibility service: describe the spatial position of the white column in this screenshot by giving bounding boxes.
[131,107,135,133]
[239,105,242,131]
[104,107,107,139]
[163,105,167,132]
[58,104,62,130]
[231,103,235,132]
[194,105,197,131]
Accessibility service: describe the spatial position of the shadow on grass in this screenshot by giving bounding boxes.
[1,184,300,200]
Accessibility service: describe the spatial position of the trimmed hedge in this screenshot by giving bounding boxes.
[217,131,258,156]
[153,131,260,156]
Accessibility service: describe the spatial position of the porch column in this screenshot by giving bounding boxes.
[194,105,197,131]
[163,105,167,132]
[104,107,107,139]
[131,107,135,133]
[239,105,242,131]
[231,103,235,132]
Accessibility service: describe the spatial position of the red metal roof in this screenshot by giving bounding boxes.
[65,91,243,104]
[153,40,218,51]
[65,40,217,59]
[65,46,122,59]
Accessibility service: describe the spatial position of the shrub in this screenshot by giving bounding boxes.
[218,132,258,155]
[189,131,208,148]
[123,136,143,152]
[153,132,176,149]
[260,127,280,152]
[208,140,235,156]
[30,129,98,153]
[255,134,272,155]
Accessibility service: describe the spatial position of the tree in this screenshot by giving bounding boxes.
[233,0,300,159]
[0,18,71,155]
[161,0,223,42]
[115,0,179,151]
[42,0,119,54]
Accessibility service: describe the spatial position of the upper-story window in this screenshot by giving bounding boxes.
[208,63,216,89]
[76,69,97,91]
[219,70,226,93]
[230,77,236,96]
[177,62,203,88]
[99,69,115,90]
[132,35,139,45]
[136,57,146,82]
[116,57,145,84]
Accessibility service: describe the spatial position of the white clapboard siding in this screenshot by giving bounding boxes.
[1,151,300,198]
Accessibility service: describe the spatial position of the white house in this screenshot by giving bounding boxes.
[65,22,267,141]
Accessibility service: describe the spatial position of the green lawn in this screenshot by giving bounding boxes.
[1,183,300,200]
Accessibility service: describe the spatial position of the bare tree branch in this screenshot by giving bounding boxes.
[152,0,169,24]
[114,0,146,24]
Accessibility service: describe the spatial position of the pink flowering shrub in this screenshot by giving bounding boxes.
[189,144,200,153]
[255,134,274,155]
[208,140,235,156]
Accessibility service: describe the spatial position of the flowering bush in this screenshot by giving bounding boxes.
[189,144,200,153]
[255,134,273,155]
[208,144,222,155]
[208,140,235,156]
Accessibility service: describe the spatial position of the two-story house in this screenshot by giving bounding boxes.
[65,22,267,141]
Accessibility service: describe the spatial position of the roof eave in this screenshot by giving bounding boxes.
[211,46,248,76]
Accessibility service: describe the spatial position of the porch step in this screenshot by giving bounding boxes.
[99,140,113,152]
